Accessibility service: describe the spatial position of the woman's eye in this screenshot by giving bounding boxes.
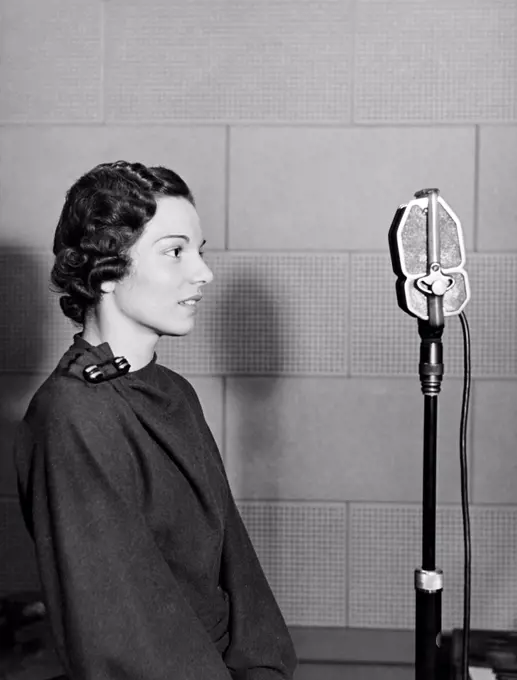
[167,247,182,258]
[166,246,204,260]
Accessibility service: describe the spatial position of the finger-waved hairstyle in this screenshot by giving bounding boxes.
[51,160,195,325]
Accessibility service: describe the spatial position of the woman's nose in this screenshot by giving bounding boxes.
[194,258,214,286]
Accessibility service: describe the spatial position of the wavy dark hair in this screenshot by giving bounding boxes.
[51,160,195,325]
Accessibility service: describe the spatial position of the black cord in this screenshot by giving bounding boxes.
[459,311,472,680]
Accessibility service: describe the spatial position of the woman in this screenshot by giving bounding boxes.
[14,161,297,680]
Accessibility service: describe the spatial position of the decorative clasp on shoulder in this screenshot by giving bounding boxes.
[83,356,131,383]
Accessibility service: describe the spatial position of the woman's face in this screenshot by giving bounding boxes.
[106,196,213,337]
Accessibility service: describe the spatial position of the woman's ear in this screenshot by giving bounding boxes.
[100,280,116,294]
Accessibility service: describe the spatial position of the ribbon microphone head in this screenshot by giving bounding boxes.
[388,188,471,326]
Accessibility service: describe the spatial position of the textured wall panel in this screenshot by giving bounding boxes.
[472,381,517,504]
[0,375,46,496]
[238,501,347,626]
[229,127,475,250]
[104,0,352,123]
[0,0,102,122]
[0,126,226,249]
[226,377,468,503]
[351,253,517,377]
[349,504,517,630]
[466,255,517,377]
[0,499,40,596]
[478,126,517,250]
[355,1,517,123]
[0,250,73,374]
[184,376,225,456]
[158,252,348,375]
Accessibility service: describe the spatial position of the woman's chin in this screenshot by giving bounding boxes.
[159,319,196,337]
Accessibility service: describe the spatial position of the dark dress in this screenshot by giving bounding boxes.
[14,335,297,680]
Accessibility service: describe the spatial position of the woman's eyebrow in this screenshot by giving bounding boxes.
[155,234,190,243]
[154,235,207,248]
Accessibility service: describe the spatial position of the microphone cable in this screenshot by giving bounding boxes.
[458,311,472,680]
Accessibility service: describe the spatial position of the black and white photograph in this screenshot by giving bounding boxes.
[0,2,516,679]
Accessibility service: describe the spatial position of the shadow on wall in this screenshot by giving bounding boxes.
[0,245,47,503]
[214,265,288,375]
[0,245,65,677]
[0,246,43,595]
[215,262,287,467]
[213,266,287,581]
[0,246,47,375]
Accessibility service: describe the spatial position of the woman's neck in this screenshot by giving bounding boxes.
[82,311,159,372]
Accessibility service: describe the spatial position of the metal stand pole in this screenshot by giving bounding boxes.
[415,319,444,680]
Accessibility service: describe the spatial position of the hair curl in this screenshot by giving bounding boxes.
[51,160,195,325]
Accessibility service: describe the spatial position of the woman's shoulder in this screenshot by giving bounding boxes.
[25,369,122,431]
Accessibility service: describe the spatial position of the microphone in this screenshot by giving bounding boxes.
[388,188,470,327]
[388,188,472,680]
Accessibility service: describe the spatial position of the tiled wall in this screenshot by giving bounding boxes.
[1,0,517,637]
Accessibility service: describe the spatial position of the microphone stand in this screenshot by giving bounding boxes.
[390,186,470,679]
[415,316,443,680]
[414,190,447,680]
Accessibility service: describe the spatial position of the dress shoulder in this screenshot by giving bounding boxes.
[24,370,122,432]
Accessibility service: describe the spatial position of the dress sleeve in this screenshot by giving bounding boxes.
[15,389,233,680]
[219,495,298,680]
